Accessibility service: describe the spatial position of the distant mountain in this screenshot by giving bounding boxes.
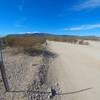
[6,33,56,37]
[6,33,100,40]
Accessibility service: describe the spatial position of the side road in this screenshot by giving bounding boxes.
[47,41,100,100]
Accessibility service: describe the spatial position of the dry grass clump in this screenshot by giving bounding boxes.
[78,40,89,45]
[6,37,45,47]
[47,37,78,44]
[5,37,46,55]
[4,36,89,55]
[47,37,89,45]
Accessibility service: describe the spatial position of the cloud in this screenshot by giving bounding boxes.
[58,0,100,17]
[64,24,100,31]
[26,31,40,33]
[18,0,25,12]
[72,0,100,11]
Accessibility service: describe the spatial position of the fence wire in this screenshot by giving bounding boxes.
[0,40,92,100]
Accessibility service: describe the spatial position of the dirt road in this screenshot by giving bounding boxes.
[47,41,100,100]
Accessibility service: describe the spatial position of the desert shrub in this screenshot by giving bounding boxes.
[79,40,89,45]
[79,40,84,45]
[47,36,78,44]
[5,37,16,46]
[5,36,46,55]
[84,42,89,45]
[4,35,89,55]
[24,46,44,56]
[6,37,46,47]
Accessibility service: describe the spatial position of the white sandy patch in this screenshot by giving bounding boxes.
[47,40,100,100]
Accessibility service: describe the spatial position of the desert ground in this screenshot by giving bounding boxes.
[0,48,43,100]
[0,40,100,100]
[47,40,100,100]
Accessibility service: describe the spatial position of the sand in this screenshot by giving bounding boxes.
[47,40,100,100]
[1,40,100,100]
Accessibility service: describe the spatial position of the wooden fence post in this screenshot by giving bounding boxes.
[0,41,10,92]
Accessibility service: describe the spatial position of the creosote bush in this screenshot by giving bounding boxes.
[46,37,78,44]
[5,36,89,55]
[79,40,89,45]
[5,37,46,55]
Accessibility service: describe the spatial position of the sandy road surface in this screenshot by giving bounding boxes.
[47,41,100,100]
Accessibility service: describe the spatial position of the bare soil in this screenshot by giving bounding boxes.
[47,40,100,100]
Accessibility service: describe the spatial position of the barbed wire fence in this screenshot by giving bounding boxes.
[0,39,92,100]
[0,39,58,100]
[24,40,58,100]
[0,39,10,92]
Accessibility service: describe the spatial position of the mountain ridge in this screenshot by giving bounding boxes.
[5,33,100,40]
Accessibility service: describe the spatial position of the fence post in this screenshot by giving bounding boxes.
[0,39,10,92]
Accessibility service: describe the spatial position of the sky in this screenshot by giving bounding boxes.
[0,0,100,36]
